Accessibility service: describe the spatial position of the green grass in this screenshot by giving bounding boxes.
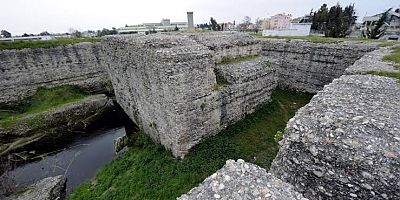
[0,38,100,50]
[367,71,400,81]
[218,55,259,65]
[383,47,400,69]
[68,89,312,200]
[257,35,382,43]
[0,85,88,127]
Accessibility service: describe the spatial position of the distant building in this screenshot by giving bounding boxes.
[220,22,236,31]
[262,23,311,37]
[118,12,194,34]
[361,7,400,40]
[261,13,310,37]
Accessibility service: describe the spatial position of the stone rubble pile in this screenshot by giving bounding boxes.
[178,159,307,200]
[270,75,400,199]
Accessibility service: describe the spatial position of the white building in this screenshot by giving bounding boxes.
[361,8,400,40]
[118,13,194,34]
[262,23,312,37]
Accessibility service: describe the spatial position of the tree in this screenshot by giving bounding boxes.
[97,28,118,36]
[363,8,391,39]
[238,16,253,31]
[255,18,263,33]
[39,31,50,36]
[1,30,12,38]
[311,4,328,31]
[71,30,82,38]
[210,17,221,31]
[22,33,33,37]
[312,3,357,38]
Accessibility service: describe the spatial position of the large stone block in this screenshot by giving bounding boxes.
[102,34,221,157]
[270,75,400,199]
[102,33,277,158]
[178,159,307,200]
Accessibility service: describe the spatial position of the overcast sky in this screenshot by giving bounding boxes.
[1,0,399,35]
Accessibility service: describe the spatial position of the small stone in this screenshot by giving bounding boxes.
[313,170,323,177]
[350,193,357,198]
[214,194,221,199]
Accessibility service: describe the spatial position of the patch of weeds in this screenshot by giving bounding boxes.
[68,89,312,200]
[264,60,272,68]
[378,42,397,47]
[212,84,222,91]
[274,130,283,142]
[218,55,259,65]
[383,47,400,69]
[0,38,100,50]
[367,71,400,81]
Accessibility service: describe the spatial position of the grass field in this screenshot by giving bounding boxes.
[0,38,100,50]
[68,89,312,200]
[0,85,88,127]
[383,46,400,68]
[368,71,400,81]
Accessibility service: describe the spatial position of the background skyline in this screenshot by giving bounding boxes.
[1,0,399,35]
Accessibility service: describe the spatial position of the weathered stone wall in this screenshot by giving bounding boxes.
[270,75,400,200]
[216,57,277,127]
[0,42,109,106]
[269,47,400,199]
[102,33,380,158]
[102,33,276,158]
[103,34,221,157]
[260,39,376,93]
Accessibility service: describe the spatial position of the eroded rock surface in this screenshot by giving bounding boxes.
[270,75,400,199]
[178,159,307,200]
[345,46,400,74]
[260,39,376,93]
[6,175,66,200]
[0,42,110,106]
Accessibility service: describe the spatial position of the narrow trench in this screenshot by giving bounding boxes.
[0,106,139,196]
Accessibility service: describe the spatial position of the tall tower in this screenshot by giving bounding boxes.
[187,12,194,30]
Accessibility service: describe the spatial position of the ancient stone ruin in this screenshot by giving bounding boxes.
[102,32,374,158]
[1,31,398,199]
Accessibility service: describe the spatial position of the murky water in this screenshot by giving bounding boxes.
[5,126,126,194]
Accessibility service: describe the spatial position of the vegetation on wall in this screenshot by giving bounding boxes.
[68,89,312,200]
[367,71,400,81]
[0,85,88,127]
[383,46,400,68]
